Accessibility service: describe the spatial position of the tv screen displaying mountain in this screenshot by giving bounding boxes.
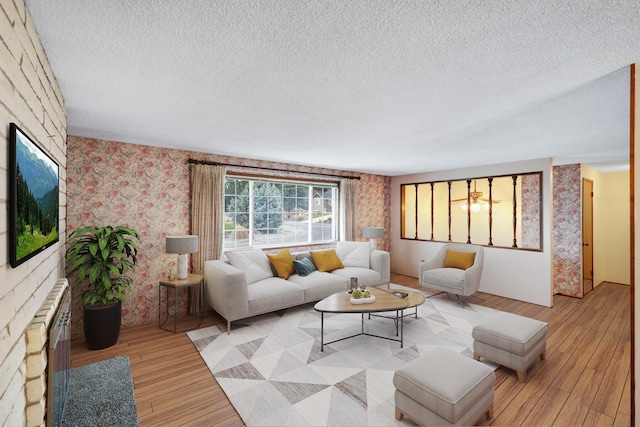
[9,123,59,268]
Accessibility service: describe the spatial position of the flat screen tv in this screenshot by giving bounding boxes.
[9,123,59,268]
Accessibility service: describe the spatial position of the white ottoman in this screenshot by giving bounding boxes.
[393,348,495,426]
[473,312,547,382]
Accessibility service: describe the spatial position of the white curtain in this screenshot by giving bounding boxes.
[340,178,357,241]
[190,163,226,274]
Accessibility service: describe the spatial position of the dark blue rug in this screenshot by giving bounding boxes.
[62,356,138,426]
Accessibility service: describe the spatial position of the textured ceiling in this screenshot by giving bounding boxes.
[25,1,640,176]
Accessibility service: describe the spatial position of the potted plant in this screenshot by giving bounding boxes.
[66,225,140,350]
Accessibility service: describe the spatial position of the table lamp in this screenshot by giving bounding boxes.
[166,235,199,279]
[362,227,384,249]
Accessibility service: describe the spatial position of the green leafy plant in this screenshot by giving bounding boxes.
[66,226,140,305]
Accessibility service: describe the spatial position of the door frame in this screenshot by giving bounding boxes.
[582,178,594,296]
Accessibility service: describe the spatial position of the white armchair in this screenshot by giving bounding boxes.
[419,243,484,305]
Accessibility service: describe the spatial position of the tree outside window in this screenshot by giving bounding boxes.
[224,177,337,249]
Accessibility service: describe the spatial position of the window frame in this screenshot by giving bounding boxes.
[223,174,339,251]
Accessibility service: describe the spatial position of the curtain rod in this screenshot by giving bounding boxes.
[188,159,361,180]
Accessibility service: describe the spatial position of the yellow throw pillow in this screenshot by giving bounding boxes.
[310,249,344,272]
[443,250,476,270]
[267,249,295,279]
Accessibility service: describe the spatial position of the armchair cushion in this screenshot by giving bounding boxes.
[444,250,476,270]
[422,268,466,292]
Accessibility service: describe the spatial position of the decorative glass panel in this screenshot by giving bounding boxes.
[400,172,542,251]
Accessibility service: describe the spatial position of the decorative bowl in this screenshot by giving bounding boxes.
[350,295,376,304]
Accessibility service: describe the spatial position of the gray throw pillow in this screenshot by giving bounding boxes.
[293,258,317,277]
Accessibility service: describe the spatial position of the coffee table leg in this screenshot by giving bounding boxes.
[400,310,404,348]
[395,310,400,336]
[320,312,324,352]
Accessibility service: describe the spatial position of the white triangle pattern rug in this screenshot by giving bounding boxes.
[187,285,500,426]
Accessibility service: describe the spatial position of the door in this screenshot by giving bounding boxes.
[582,178,594,295]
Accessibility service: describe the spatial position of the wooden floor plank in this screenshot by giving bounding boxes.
[583,409,615,426]
[553,397,591,427]
[69,274,631,427]
[591,339,631,417]
[521,385,569,426]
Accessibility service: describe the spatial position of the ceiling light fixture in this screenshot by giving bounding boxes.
[458,180,492,212]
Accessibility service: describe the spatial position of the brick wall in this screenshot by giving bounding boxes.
[0,1,67,426]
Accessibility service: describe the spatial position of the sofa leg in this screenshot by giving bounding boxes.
[394,407,404,421]
[227,320,231,335]
[486,403,494,419]
[456,294,464,307]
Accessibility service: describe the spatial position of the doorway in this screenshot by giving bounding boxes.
[582,178,594,295]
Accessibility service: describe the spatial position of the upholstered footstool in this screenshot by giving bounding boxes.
[393,347,495,426]
[472,312,548,382]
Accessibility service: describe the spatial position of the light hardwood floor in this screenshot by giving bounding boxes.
[69,274,631,426]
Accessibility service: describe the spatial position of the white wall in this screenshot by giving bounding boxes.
[0,1,67,425]
[601,171,630,285]
[391,158,553,307]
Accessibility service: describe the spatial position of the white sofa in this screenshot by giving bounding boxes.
[204,241,390,333]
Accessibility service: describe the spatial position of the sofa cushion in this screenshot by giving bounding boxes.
[443,250,476,270]
[293,257,316,276]
[247,277,304,314]
[336,241,370,268]
[226,249,274,284]
[267,249,295,279]
[287,271,347,302]
[310,249,344,272]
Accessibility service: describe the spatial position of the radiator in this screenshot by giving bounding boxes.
[46,287,71,427]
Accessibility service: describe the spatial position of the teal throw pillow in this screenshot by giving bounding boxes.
[293,258,316,277]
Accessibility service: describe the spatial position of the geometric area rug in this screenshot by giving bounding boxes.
[187,285,500,426]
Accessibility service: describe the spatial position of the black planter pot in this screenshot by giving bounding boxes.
[83,302,122,350]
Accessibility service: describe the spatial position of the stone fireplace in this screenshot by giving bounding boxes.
[24,279,69,427]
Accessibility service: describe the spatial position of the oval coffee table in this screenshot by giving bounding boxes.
[314,287,425,351]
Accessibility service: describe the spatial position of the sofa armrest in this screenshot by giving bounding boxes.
[419,257,441,276]
[203,260,249,322]
[463,252,484,294]
[370,250,390,285]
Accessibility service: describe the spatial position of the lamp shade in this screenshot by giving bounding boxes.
[166,235,199,254]
[362,227,384,239]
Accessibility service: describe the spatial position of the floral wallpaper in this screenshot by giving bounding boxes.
[66,136,390,336]
[552,164,582,297]
[520,173,541,249]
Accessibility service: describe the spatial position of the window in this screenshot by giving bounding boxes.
[224,176,338,249]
